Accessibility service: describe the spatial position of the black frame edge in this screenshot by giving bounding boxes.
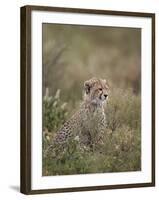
[24,4,155,17]
[28,182,154,195]
[20,6,32,194]
[151,13,155,187]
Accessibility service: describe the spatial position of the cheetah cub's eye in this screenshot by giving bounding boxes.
[99,88,102,91]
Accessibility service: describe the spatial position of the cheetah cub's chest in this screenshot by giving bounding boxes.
[79,104,106,146]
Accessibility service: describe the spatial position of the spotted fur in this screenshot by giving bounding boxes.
[53,77,109,150]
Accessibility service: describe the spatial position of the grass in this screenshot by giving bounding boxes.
[42,88,141,176]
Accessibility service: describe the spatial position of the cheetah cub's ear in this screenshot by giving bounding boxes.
[103,79,110,89]
[84,77,98,94]
[84,80,91,94]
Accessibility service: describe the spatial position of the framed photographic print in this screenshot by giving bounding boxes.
[20,5,155,194]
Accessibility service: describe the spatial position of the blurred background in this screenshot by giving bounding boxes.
[42,24,141,103]
[42,24,141,175]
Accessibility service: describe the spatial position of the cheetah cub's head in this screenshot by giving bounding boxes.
[84,77,109,106]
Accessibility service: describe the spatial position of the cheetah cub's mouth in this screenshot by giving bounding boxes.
[84,77,109,106]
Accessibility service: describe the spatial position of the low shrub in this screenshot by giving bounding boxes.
[42,88,141,176]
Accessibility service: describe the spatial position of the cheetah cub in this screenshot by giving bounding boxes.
[54,77,109,150]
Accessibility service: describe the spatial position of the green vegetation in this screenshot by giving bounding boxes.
[42,88,141,176]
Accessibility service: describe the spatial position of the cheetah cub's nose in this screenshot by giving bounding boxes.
[104,94,108,99]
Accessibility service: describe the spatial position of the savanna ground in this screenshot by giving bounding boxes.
[42,24,141,176]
